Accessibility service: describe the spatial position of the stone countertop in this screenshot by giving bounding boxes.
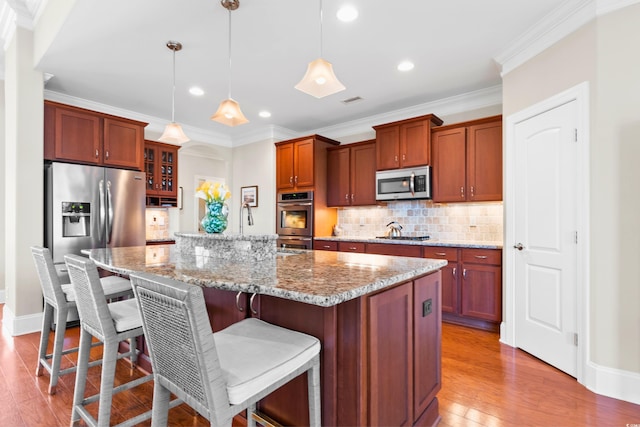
[86,245,446,307]
[315,236,503,249]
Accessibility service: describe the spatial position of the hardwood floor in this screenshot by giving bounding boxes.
[1,304,639,426]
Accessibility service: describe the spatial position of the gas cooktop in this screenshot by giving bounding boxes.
[375,235,431,241]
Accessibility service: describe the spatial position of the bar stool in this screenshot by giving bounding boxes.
[65,254,153,427]
[130,272,322,427]
[31,246,133,395]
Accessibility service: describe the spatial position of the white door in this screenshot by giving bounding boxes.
[513,100,578,377]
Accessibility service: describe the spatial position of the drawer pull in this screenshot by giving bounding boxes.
[435,252,446,256]
[235,291,244,312]
[322,245,331,249]
[349,246,357,250]
[474,255,488,259]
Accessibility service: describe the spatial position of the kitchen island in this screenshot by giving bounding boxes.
[87,243,447,426]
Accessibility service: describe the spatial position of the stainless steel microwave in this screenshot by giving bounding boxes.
[375,166,431,201]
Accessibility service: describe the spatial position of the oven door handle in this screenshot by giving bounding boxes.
[279,202,313,207]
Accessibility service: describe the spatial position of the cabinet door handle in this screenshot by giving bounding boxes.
[294,176,298,184]
[235,291,244,312]
[351,194,354,201]
[474,255,488,259]
[470,186,475,197]
[249,293,258,315]
[402,154,406,161]
[394,155,398,163]
[463,268,467,278]
[452,267,456,277]
[345,194,349,201]
[105,150,109,160]
[95,149,99,158]
[460,187,465,198]
[289,176,293,184]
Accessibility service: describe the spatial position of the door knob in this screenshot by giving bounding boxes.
[513,243,524,251]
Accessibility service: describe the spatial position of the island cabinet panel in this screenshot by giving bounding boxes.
[207,272,443,427]
[367,282,413,426]
[373,114,443,171]
[431,115,502,203]
[44,100,147,170]
[327,140,377,207]
[413,273,442,423]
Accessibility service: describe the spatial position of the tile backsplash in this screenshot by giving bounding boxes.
[145,208,171,240]
[335,201,503,242]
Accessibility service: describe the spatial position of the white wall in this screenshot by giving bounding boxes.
[0,82,5,301]
[231,139,276,235]
[503,4,640,379]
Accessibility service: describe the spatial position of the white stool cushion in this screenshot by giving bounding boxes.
[60,276,131,301]
[108,299,142,332]
[214,318,320,405]
[100,276,133,297]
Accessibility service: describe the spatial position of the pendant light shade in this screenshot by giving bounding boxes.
[212,0,248,127]
[210,98,249,126]
[159,41,189,144]
[295,0,345,98]
[295,58,345,98]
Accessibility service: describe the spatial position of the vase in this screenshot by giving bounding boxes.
[201,201,229,233]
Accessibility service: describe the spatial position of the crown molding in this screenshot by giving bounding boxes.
[309,85,503,142]
[495,0,640,76]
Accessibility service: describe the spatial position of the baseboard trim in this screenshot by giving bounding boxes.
[584,361,640,405]
[1,304,42,336]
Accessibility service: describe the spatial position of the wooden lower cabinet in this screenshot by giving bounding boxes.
[423,246,502,331]
[196,271,442,426]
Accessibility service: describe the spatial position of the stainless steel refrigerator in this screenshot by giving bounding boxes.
[45,162,146,280]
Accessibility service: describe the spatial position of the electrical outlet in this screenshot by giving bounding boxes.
[422,298,432,317]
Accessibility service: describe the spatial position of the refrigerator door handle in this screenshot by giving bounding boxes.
[106,180,114,244]
[99,179,106,242]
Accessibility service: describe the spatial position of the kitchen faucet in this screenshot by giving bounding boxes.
[239,202,254,235]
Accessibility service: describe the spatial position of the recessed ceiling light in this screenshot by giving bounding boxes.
[189,86,205,96]
[259,111,271,118]
[337,5,358,22]
[397,61,415,72]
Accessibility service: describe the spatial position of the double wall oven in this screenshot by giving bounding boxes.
[276,191,314,249]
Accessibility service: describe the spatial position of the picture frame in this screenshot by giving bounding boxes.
[241,185,258,207]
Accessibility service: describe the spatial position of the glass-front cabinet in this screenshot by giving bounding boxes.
[144,140,179,206]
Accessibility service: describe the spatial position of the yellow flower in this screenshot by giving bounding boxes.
[196,181,231,203]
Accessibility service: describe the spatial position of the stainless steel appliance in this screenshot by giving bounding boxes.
[375,165,431,201]
[45,162,146,279]
[276,191,314,249]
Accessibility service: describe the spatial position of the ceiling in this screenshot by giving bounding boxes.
[10,0,570,145]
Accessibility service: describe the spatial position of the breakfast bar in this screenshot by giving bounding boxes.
[86,234,447,426]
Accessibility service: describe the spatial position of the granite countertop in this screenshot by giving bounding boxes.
[315,236,503,249]
[87,245,446,307]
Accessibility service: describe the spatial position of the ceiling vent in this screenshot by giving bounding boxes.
[341,96,363,105]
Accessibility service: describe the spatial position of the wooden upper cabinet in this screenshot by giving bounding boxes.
[44,100,147,171]
[103,118,144,169]
[432,127,467,202]
[144,140,179,198]
[468,120,503,201]
[275,135,339,191]
[373,114,443,171]
[432,115,502,202]
[327,140,376,207]
[53,106,101,165]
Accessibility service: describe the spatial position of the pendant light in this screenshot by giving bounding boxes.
[295,0,345,98]
[211,0,249,126]
[159,41,190,144]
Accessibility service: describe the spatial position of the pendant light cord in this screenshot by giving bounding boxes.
[227,7,232,99]
[319,0,323,57]
[171,46,176,123]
